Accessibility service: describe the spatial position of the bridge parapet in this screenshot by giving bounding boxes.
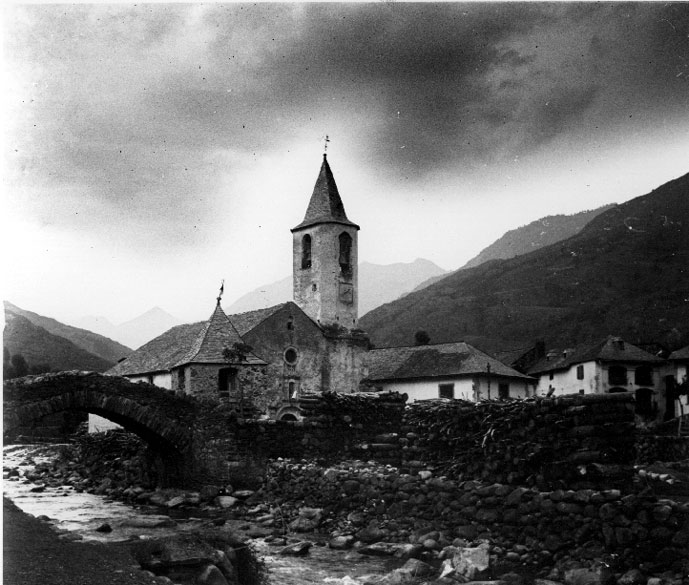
[4,372,243,487]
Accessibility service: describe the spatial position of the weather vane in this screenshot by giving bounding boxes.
[217,279,225,305]
[324,134,330,155]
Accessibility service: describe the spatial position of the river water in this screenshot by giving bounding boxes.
[2,445,395,585]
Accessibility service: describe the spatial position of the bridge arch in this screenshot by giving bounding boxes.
[4,372,202,485]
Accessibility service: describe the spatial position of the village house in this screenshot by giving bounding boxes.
[526,336,667,419]
[104,154,369,421]
[360,342,535,402]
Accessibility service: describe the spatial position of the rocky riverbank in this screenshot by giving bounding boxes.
[4,436,689,585]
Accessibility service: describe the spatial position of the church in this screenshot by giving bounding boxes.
[107,154,370,420]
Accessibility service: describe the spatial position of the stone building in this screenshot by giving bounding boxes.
[106,154,369,420]
[527,336,667,419]
[360,341,535,402]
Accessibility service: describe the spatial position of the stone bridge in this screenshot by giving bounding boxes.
[3,372,240,487]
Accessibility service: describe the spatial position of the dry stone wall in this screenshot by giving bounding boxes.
[241,392,636,491]
[263,459,689,573]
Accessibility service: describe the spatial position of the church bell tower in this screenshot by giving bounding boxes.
[291,154,359,329]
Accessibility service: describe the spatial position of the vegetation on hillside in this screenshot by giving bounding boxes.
[3,313,114,375]
[462,204,616,269]
[360,173,689,353]
[4,301,132,363]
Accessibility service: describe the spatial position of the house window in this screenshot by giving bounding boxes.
[301,235,312,269]
[549,371,554,380]
[339,232,353,276]
[218,367,238,400]
[608,365,627,386]
[439,383,454,399]
[287,317,294,331]
[498,383,509,399]
[576,365,584,380]
[635,366,653,386]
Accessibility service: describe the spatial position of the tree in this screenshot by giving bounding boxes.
[414,330,431,346]
[10,353,29,378]
[222,342,254,363]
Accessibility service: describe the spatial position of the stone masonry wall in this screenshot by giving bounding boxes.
[636,434,689,464]
[263,459,689,573]
[239,392,636,491]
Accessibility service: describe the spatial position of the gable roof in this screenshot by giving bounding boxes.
[528,336,664,376]
[291,155,359,232]
[107,303,267,376]
[363,341,533,383]
[229,303,291,336]
[669,345,689,362]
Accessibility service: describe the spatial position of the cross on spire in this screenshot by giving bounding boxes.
[324,134,330,156]
[216,279,225,305]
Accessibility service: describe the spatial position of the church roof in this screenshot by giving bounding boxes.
[363,342,533,383]
[107,302,267,376]
[292,155,359,231]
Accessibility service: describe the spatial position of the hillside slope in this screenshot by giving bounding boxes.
[360,173,689,352]
[462,205,615,269]
[3,312,113,372]
[5,302,132,363]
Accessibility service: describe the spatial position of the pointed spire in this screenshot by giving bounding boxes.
[174,299,265,366]
[292,156,360,232]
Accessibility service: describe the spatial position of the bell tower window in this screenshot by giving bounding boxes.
[339,232,352,277]
[301,234,312,269]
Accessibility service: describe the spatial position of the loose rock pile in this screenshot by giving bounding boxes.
[262,459,689,584]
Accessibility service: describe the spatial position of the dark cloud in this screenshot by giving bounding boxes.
[6,2,688,248]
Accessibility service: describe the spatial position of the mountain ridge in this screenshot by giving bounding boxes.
[73,306,181,350]
[4,301,132,363]
[3,310,115,373]
[359,172,689,353]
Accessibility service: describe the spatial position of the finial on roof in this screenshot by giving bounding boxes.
[216,279,224,306]
[324,134,330,158]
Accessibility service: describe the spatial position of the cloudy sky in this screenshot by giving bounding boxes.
[3,2,688,326]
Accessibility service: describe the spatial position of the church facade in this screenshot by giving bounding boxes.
[107,154,369,420]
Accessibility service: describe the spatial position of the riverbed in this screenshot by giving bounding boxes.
[3,445,395,585]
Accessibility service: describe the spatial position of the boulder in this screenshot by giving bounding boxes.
[329,535,356,550]
[232,490,255,500]
[288,507,323,532]
[358,542,417,557]
[121,516,177,529]
[617,569,646,585]
[356,522,386,544]
[197,564,229,585]
[451,542,491,580]
[564,567,615,585]
[279,541,312,556]
[166,496,185,508]
[216,496,238,509]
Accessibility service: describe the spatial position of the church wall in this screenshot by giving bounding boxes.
[185,363,268,408]
[324,333,369,394]
[242,303,326,418]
